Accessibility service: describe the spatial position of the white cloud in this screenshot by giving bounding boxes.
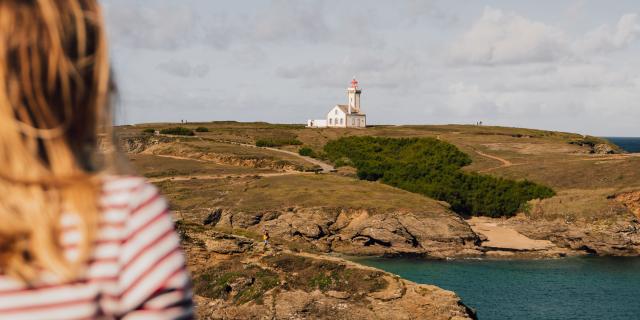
[574,13,640,53]
[252,0,329,43]
[449,7,567,65]
[447,82,500,116]
[104,3,199,50]
[157,60,210,78]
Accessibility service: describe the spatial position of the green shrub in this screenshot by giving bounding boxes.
[298,147,315,157]
[142,128,156,134]
[256,138,302,147]
[324,136,555,217]
[159,127,195,136]
[195,127,209,132]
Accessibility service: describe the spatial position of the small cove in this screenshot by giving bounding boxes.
[356,257,640,320]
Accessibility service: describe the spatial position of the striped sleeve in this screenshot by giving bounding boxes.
[116,180,193,319]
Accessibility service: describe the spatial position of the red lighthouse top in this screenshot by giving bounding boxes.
[350,78,359,89]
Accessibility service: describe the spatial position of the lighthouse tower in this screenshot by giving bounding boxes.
[347,78,361,114]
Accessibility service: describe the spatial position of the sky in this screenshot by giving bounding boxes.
[102,0,640,136]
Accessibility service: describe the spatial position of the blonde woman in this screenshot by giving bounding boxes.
[0,1,193,319]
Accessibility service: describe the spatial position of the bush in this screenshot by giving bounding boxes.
[142,128,156,134]
[298,147,315,157]
[159,127,195,136]
[256,138,302,147]
[195,127,209,132]
[324,136,555,217]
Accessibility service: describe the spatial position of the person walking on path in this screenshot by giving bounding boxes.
[263,229,271,251]
[0,1,193,319]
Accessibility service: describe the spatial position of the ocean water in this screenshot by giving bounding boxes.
[604,137,640,153]
[356,257,640,320]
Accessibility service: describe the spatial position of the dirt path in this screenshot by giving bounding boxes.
[213,139,335,173]
[475,150,513,173]
[157,134,335,173]
[146,154,313,183]
[261,146,335,173]
[148,171,308,183]
[468,217,555,251]
[153,154,208,162]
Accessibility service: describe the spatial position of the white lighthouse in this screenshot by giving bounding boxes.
[347,78,361,114]
[307,78,367,128]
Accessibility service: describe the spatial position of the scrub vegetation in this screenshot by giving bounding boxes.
[324,136,555,217]
[160,126,195,136]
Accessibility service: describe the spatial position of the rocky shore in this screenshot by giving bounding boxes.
[180,227,477,320]
[192,201,640,260]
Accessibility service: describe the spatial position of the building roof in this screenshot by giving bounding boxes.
[337,104,349,113]
[335,104,365,115]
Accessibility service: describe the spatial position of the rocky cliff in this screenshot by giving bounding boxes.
[502,191,640,256]
[180,226,477,320]
[203,206,482,258]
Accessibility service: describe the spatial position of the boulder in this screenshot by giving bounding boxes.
[203,208,223,226]
[593,143,615,154]
[204,234,254,254]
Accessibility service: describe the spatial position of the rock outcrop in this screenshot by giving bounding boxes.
[593,143,616,154]
[504,215,640,256]
[212,207,482,258]
[615,190,640,218]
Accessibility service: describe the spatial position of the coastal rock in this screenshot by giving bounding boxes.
[203,208,223,226]
[204,233,254,254]
[615,191,640,218]
[219,207,480,257]
[593,143,615,154]
[505,215,640,256]
[187,243,477,320]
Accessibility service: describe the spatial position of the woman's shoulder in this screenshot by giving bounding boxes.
[102,175,150,194]
[100,175,167,213]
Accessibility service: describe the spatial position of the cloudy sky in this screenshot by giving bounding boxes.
[103,0,640,136]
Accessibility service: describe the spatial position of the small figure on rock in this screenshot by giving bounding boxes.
[263,229,270,249]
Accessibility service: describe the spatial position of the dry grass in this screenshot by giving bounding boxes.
[156,174,451,216]
[526,189,631,223]
[130,154,276,178]
[488,156,640,190]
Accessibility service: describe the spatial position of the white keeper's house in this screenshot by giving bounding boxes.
[307,78,366,128]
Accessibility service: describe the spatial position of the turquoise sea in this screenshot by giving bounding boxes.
[357,257,640,320]
[605,137,640,153]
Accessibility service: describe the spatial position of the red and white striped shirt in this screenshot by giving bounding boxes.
[0,176,193,319]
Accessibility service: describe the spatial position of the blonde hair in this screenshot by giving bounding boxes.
[0,0,114,281]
